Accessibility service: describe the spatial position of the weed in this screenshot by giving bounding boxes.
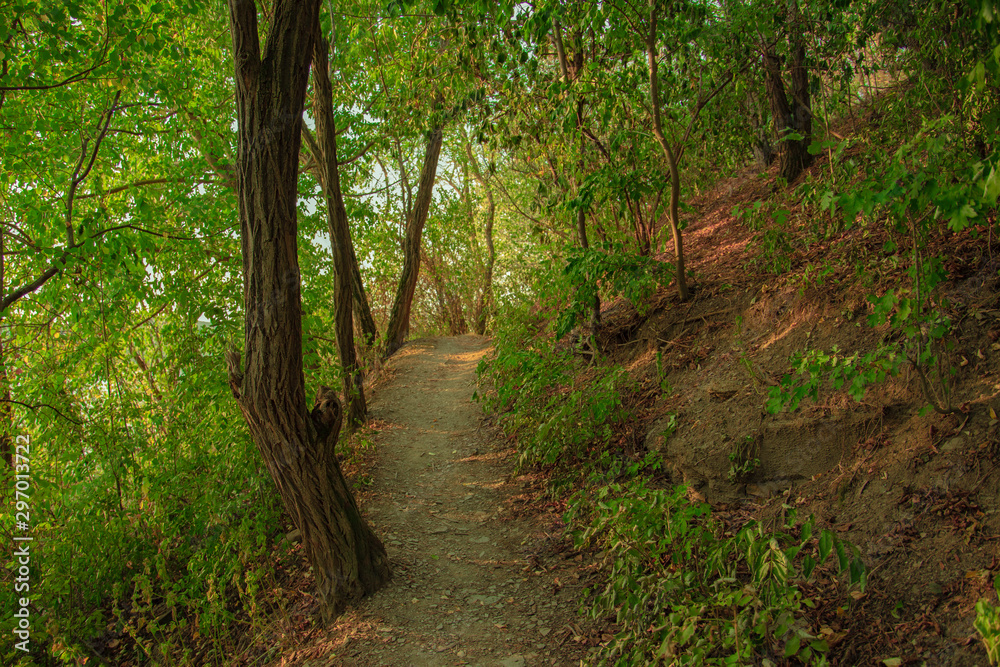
[655,349,672,395]
[975,575,1000,665]
[728,434,761,481]
[476,341,629,468]
[565,480,866,665]
[661,412,679,440]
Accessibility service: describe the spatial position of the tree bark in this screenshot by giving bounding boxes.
[762,0,812,183]
[647,0,689,302]
[350,244,379,347]
[382,127,444,358]
[312,31,366,427]
[226,0,389,621]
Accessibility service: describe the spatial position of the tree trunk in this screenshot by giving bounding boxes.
[762,0,812,183]
[555,20,602,338]
[464,141,494,335]
[382,127,444,358]
[787,0,813,179]
[747,90,775,167]
[647,0,690,302]
[312,32,366,427]
[350,245,379,347]
[226,0,389,621]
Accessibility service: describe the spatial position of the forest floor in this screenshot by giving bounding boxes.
[271,335,597,667]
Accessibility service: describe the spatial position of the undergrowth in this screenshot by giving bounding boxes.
[476,336,629,468]
[477,306,866,665]
[567,475,865,666]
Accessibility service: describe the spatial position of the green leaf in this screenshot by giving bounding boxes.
[785,634,801,657]
[818,531,833,562]
[802,554,817,579]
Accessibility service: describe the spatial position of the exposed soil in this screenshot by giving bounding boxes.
[273,336,597,667]
[587,156,1000,664]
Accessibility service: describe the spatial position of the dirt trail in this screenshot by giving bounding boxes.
[326,336,589,667]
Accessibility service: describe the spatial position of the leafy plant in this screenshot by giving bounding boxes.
[975,575,1000,665]
[766,344,907,413]
[768,116,997,416]
[477,339,630,468]
[556,243,674,340]
[566,480,866,666]
[728,434,761,481]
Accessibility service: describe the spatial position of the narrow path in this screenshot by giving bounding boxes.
[327,335,588,667]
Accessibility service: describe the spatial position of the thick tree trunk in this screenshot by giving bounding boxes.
[647,1,690,302]
[312,33,366,427]
[383,127,444,358]
[762,0,812,183]
[226,0,389,621]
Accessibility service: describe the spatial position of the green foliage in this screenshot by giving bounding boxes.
[767,344,907,413]
[768,112,995,416]
[566,480,866,666]
[732,202,796,275]
[477,337,629,467]
[976,575,1000,666]
[0,318,290,665]
[556,243,673,340]
[727,434,761,482]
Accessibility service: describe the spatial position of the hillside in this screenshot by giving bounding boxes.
[474,111,1000,664]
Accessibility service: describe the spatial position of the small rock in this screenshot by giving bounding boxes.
[499,655,525,667]
[942,437,965,452]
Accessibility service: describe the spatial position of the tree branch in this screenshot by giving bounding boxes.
[77,177,224,200]
[1,398,82,425]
